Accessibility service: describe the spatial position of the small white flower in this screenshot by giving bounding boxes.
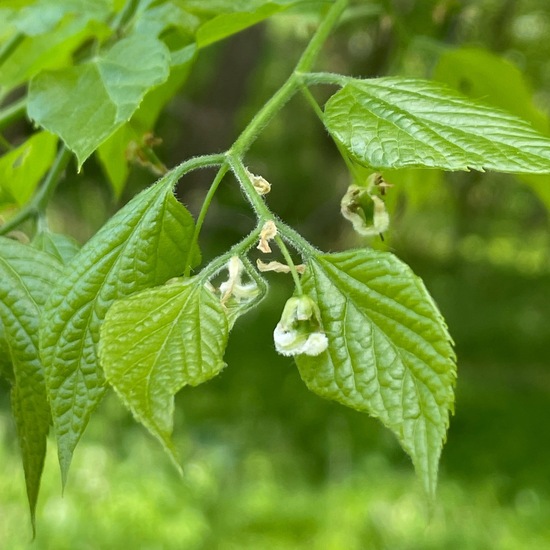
[219,256,259,305]
[273,322,298,353]
[301,332,329,356]
[274,323,328,356]
[273,295,328,357]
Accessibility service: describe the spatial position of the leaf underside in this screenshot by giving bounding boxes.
[295,249,456,498]
[324,77,550,173]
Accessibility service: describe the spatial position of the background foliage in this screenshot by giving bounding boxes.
[1,0,550,547]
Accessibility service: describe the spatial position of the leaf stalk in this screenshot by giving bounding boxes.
[184,162,229,276]
[230,0,349,156]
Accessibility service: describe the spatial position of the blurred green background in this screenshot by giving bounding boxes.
[2,0,550,547]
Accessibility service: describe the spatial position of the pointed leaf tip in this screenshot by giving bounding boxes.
[28,34,170,166]
[0,238,64,529]
[99,278,229,460]
[295,249,456,498]
[40,176,199,484]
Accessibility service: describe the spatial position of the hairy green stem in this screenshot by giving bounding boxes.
[298,71,350,87]
[223,0,349,289]
[228,156,304,293]
[295,0,348,73]
[299,78,359,180]
[198,226,263,282]
[0,146,72,236]
[229,76,298,157]
[299,84,325,122]
[164,154,226,270]
[276,220,319,259]
[184,162,229,276]
[228,0,349,197]
[274,235,304,293]
[230,0,348,157]
[168,153,226,184]
[300,81,358,177]
[226,156,270,220]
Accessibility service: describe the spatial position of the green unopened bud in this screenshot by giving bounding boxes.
[274,295,328,357]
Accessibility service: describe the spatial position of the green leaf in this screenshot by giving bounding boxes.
[12,0,111,36]
[432,47,550,211]
[133,1,200,37]
[0,132,57,207]
[95,124,135,196]
[40,174,199,486]
[0,318,13,381]
[15,0,109,35]
[185,0,298,14]
[196,3,285,48]
[28,33,171,167]
[99,277,229,464]
[0,17,110,96]
[97,46,196,196]
[0,237,63,533]
[323,77,550,173]
[382,167,444,211]
[31,230,80,264]
[294,249,456,498]
[433,47,548,133]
